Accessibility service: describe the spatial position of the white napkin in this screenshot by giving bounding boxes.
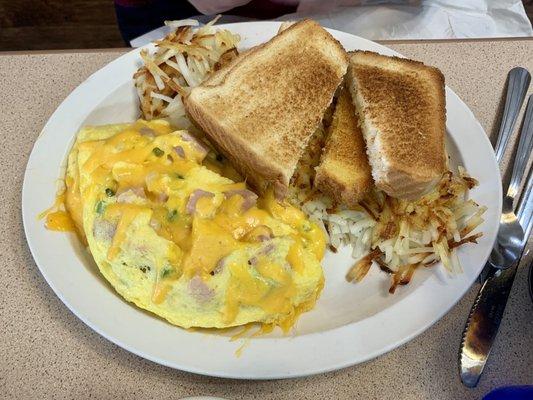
[130,0,532,47]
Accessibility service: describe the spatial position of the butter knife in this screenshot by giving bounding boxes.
[459,143,533,387]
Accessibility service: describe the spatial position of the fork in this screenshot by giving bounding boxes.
[488,94,533,271]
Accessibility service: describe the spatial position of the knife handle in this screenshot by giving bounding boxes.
[494,68,530,165]
[460,266,518,388]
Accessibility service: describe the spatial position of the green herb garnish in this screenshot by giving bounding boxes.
[167,209,179,222]
[105,188,115,197]
[161,268,172,279]
[152,147,164,157]
[174,173,184,179]
[95,201,106,215]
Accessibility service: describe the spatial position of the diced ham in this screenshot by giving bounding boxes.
[180,131,208,159]
[186,189,214,214]
[149,218,161,230]
[93,219,116,242]
[139,126,156,138]
[188,276,214,303]
[116,187,146,203]
[224,189,258,211]
[173,145,186,159]
[212,257,226,275]
[157,192,169,203]
[259,243,275,256]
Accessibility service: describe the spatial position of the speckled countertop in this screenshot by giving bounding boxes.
[1,39,532,399]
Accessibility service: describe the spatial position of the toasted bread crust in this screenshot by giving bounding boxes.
[185,20,348,196]
[348,51,446,200]
[315,88,373,207]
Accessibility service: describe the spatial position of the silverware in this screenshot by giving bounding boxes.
[517,165,533,246]
[489,95,533,270]
[494,67,530,163]
[459,96,533,388]
[518,168,533,303]
[478,69,530,283]
[459,170,532,388]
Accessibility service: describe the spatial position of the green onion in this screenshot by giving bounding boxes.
[152,147,164,157]
[174,173,184,179]
[95,201,106,215]
[167,209,178,222]
[105,188,115,197]
[161,268,172,278]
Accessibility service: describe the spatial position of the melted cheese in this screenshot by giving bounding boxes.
[183,218,241,277]
[287,236,305,273]
[224,258,296,325]
[213,198,271,240]
[152,282,172,304]
[40,192,81,240]
[107,204,148,260]
[260,188,326,265]
[64,176,84,234]
[151,207,192,250]
[223,261,270,324]
[303,223,326,260]
[45,210,76,232]
[255,261,295,313]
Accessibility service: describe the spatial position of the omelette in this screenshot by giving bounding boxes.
[46,120,325,330]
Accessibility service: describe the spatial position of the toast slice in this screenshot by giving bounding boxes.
[348,51,446,200]
[315,88,373,207]
[185,20,348,197]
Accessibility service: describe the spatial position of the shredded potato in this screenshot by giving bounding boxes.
[133,16,240,128]
[289,148,486,293]
[347,170,485,292]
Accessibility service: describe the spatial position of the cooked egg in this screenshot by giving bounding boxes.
[48,120,325,330]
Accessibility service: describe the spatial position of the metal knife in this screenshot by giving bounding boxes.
[459,147,533,388]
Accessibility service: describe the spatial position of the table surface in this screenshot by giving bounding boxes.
[1,39,532,399]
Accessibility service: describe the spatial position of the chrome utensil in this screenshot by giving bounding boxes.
[519,169,533,303]
[460,103,533,388]
[488,94,533,270]
[460,168,532,388]
[517,167,533,246]
[478,69,530,283]
[494,67,530,163]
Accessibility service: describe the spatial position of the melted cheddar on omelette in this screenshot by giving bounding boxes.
[48,120,325,330]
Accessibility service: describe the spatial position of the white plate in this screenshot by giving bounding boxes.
[22,22,501,379]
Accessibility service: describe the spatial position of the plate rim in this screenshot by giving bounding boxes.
[22,21,502,379]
